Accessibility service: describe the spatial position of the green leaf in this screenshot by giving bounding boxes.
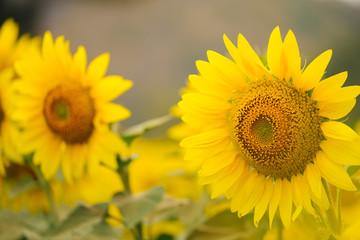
[79,221,122,240]
[0,210,47,240]
[347,165,360,176]
[122,115,174,144]
[50,204,107,239]
[7,177,38,198]
[116,186,165,228]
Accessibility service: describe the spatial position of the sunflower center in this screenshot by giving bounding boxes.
[251,116,274,144]
[229,79,323,179]
[43,83,95,144]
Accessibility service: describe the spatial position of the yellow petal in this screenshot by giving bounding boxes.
[223,34,242,66]
[210,160,242,199]
[269,178,282,228]
[237,173,265,217]
[87,53,110,84]
[200,155,244,186]
[189,74,230,98]
[62,149,73,183]
[207,50,247,89]
[282,30,301,83]
[267,26,283,79]
[97,102,131,123]
[321,121,360,141]
[298,175,315,216]
[72,46,87,82]
[237,33,269,79]
[291,176,303,221]
[317,99,356,120]
[230,170,255,213]
[320,139,360,165]
[196,60,235,93]
[39,140,62,180]
[304,163,322,199]
[311,72,347,101]
[91,76,132,102]
[279,178,292,229]
[201,150,237,176]
[254,178,273,227]
[301,50,332,91]
[181,92,231,113]
[315,151,356,191]
[225,164,250,199]
[180,129,229,148]
[42,31,55,62]
[184,138,230,162]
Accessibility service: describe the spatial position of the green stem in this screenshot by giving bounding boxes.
[322,179,342,237]
[117,157,143,240]
[118,163,131,195]
[32,163,59,228]
[313,203,328,229]
[336,188,342,229]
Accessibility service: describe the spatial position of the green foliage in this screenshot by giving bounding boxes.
[113,186,165,229]
[122,114,174,145]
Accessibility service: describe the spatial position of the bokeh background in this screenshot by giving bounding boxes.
[1,0,360,131]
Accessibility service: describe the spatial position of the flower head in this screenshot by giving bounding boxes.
[0,18,39,72]
[0,19,39,174]
[0,69,23,174]
[179,27,360,228]
[14,32,132,181]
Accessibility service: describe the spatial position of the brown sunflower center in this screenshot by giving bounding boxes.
[43,83,95,144]
[229,79,323,179]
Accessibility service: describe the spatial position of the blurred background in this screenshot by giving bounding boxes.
[1,0,360,131]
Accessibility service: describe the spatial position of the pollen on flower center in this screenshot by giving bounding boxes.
[229,79,323,179]
[43,83,95,144]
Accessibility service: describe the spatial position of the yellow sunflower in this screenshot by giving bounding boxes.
[0,19,39,174]
[179,27,360,228]
[13,32,132,181]
[0,68,22,175]
[0,18,40,72]
[60,165,124,205]
[128,137,200,200]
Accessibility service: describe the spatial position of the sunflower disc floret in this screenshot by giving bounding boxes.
[229,79,323,178]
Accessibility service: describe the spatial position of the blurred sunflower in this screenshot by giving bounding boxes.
[179,27,360,228]
[0,18,40,72]
[0,69,22,175]
[0,162,123,214]
[13,32,132,181]
[128,137,200,200]
[0,19,39,174]
[61,165,124,205]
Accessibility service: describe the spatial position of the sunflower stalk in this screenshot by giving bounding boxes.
[116,155,143,240]
[322,179,342,238]
[31,162,59,229]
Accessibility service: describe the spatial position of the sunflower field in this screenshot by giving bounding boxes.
[1,1,360,239]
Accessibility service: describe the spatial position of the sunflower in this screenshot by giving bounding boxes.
[13,32,132,181]
[60,165,124,205]
[179,27,360,228]
[0,19,39,174]
[128,137,200,200]
[0,68,23,175]
[0,18,40,72]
